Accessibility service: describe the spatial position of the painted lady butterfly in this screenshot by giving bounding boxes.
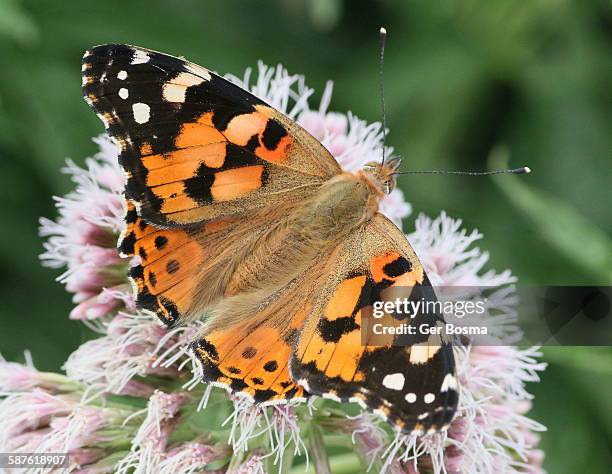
[82,44,458,434]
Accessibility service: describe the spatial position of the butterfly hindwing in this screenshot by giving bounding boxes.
[82,44,340,227]
[118,201,210,325]
[191,286,313,404]
[119,201,303,327]
[290,214,458,433]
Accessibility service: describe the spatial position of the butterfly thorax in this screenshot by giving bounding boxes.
[223,171,382,299]
[294,171,382,233]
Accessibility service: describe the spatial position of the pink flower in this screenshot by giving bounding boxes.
[336,413,388,471]
[39,407,113,453]
[69,448,107,470]
[159,442,228,474]
[39,138,130,320]
[0,352,42,391]
[64,314,197,396]
[0,390,75,450]
[235,451,266,474]
[116,391,187,474]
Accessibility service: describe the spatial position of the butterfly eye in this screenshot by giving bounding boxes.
[363,163,377,173]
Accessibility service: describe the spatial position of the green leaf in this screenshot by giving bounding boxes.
[542,347,612,375]
[489,147,612,284]
[0,0,38,45]
[531,359,612,473]
[307,0,342,31]
[290,453,363,474]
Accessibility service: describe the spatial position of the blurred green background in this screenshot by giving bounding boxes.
[0,0,610,472]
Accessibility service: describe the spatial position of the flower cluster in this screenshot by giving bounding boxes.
[0,62,546,473]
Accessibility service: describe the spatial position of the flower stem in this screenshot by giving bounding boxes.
[290,453,363,474]
[308,424,331,474]
[225,450,246,472]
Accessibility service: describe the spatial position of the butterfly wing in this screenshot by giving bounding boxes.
[191,286,312,405]
[290,214,458,433]
[119,201,299,327]
[82,44,340,226]
[118,201,206,325]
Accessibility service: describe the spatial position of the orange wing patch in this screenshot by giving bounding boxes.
[118,202,206,325]
[324,275,367,321]
[192,306,309,404]
[295,275,368,385]
[122,112,320,226]
[370,251,424,286]
[142,143,227,179]
[209,165,265,202]
[175,113,223,149]
[222,106,293,164]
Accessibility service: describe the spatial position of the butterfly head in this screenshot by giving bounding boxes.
[363,157,402,195]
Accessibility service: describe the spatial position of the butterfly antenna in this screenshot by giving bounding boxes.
[379,27,388,167]
[394,166,531,176]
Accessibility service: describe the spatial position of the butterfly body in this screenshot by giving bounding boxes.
[205,169,384,335]
[82,44,458,434]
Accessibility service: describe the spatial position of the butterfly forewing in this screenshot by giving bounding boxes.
[82,44,339,227]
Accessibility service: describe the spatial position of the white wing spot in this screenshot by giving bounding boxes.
[162,73,205,102]
[184,64,212,81]
[117,70,128,80]
[322,392,341,403]
[382,373,405,391]
[440,373,457,392]
[405,392,417,403]
[424,393,435,404]
[409,336,441,365]
[373,408,388,421]
[118,88,129,100]
[348,396,367,409]
[132,103,151,124]
[131,50,150,65]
